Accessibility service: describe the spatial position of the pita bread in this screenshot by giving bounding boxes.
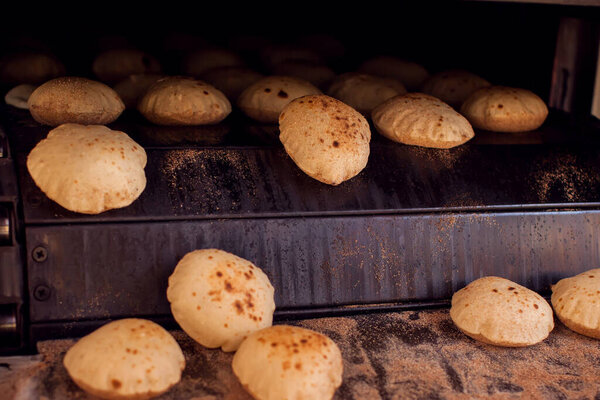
[372,93,474,148]
[167,249,275,352]
[450,276,554,347]
[552,269,600,339]
[27,124,147,214]
[460,86,548,132]
[279,94,370,185]
[63,318,184,400]
[232,325,343,400]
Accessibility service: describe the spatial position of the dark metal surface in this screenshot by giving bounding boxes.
[25,210,600,327]
[9,111,600,224]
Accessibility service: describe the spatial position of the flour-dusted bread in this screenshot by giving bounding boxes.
[92,49,161,84]
[28,77,125,126]
[552,269,600,339]
[27,124,147,214]
[421,70,491,109]
[200,66,264,101]
[327,72,407,115]
[113,74,164,109]
[450,276,554,347]
[272,61,336,89]
[279,94,371,185]
[232,325,343,400]
[238,76,322,123]
[63,319,185,400]
[0,52,65,85]
[372,93,474,148]
[5,84,36,109]
[460,86,548,132]
[183,48,245,77]
[167,249,275,352]
[358,56,429,91]
[138,77,231,126]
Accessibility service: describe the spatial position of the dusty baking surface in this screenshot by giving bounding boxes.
[4,309,600,399]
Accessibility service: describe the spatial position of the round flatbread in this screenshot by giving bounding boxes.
[460,86,548,132]
[372,93,474,148]
[421,69,491,109]
[327,72,407,115]
[279,94,371,185]
[450,276,554,347]
[63,318,185,400]
[138,77,231,126]
[552,269,600,339]
[358,56,429,91]
[27,124,147,214]
[93,49,161,84]
[232,325,343,400]
[28,77,125,126]
[237,76,322,123]
[167,249,276,352]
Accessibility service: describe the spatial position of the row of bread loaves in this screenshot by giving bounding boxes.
[63,248,344,400]
[450,268,600,347]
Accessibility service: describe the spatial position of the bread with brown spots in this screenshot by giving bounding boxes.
[237,76,322,123]
[421,69,491,109]
[200,66,264,101]
[28,77,125,126]
[279,94,371,185]
[232,325,343,400]
[551,269,600,339]
[63,318,185,400]
[137,77,231,126]
[372,93,474,148]
[113,74,164,109]
[460,86,548,132]
[92,49,161,84]
[327,72,407,115]
[358,56,429,91]
[167,249,275,352]
[450,276,554,347]
[0,52,65,85]
[26,124,147,214]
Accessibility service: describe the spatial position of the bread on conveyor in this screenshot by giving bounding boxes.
[27,124,147,214]
[460,86,548,132]
[279,94,371,185]
[551,269,600,339]
[371,93,474,148]
[4,84,36,109]
[113,73,164,109]
[420,69,491,109]
[450,276,554,347]
[167,249,276,352]
[63,318,185,400]
[232,325,343,400]
[0,52,65,85]
[137,76,231,126]
[327,72,407,115]
[237,76,322,123]
[358,55,429,91]
[92,49,162,84]
[28,76,125,126]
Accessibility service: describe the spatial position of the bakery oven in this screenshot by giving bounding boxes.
[1,0,600,396]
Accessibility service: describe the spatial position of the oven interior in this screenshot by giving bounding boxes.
[0,1,599,354]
